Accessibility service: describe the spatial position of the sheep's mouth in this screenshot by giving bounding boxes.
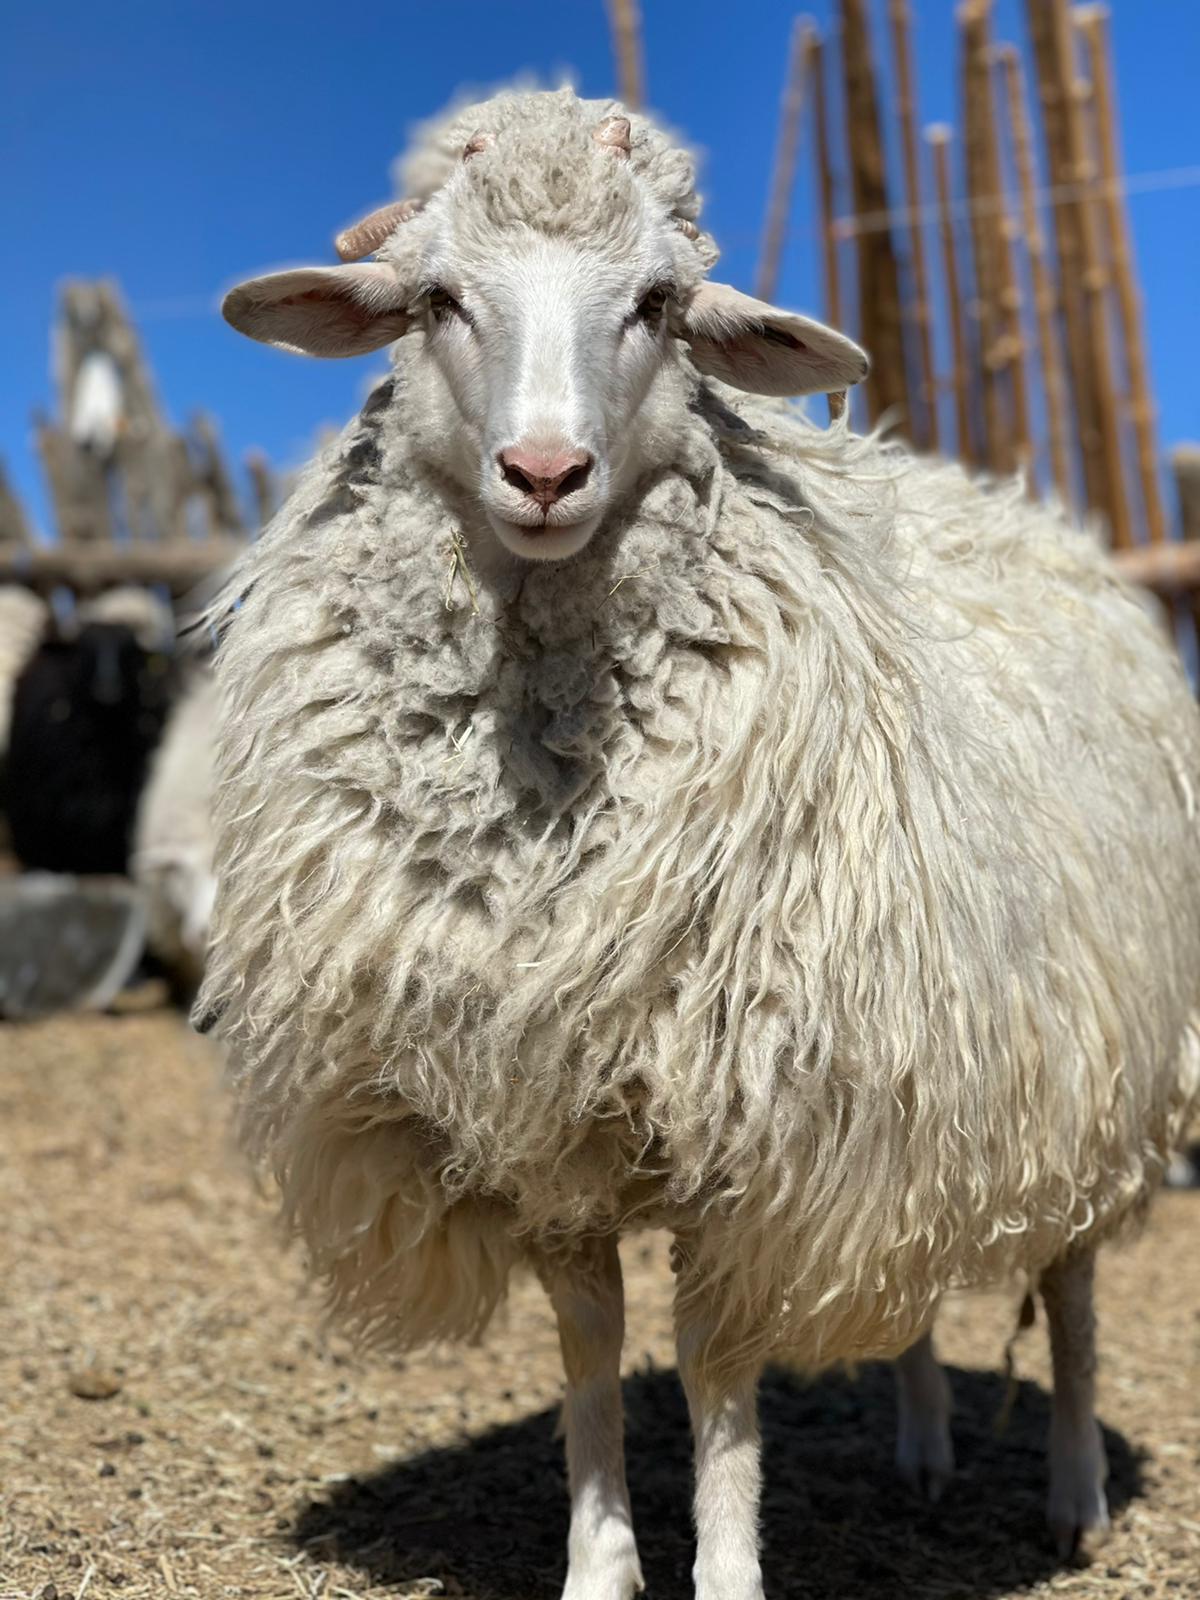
[485,509,603,563]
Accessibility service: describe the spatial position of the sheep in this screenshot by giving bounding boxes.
[6,605,177,875]
[205,88,1200,1600]
[131,669,217,993]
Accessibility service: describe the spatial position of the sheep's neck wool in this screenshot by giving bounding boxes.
[204,359,1200,1363]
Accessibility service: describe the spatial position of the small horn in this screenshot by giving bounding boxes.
[594,115,632,158]
[335,198,425,262]
[463,130,495,161]
[674,217,701,241]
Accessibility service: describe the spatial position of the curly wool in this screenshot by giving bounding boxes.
[394,87,717,268]
[202,354,1200,1367]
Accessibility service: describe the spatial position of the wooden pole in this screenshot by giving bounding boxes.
[1025,0,1107,518]
[1076,5,1166,544]
[806,25,843,329]
[607,0,644,109]
[1056,3,1130,547]
[1175,446,1200,544]
[756,18,809,303]
[887,0,937,451]
[927,126,975,466]
[0,461,32,546]
[245,450,278,530]
[959,1,1021,476]
[996,43,1074,507]
[191,413,245,539]
[35,416,112,545]
[840,0,910,429]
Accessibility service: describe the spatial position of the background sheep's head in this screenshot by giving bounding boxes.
[222,89,867,562]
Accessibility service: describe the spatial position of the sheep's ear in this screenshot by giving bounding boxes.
[681,280,869,397]
[221,265,411,358]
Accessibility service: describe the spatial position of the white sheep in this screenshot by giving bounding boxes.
[0,586,49,755]
[206,89,1200,1600]
[132,669,217,990]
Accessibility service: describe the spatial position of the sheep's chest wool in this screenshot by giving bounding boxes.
[205,368,1200,1365]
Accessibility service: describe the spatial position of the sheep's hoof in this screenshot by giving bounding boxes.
[895,1410,955,1502]
[1047,1427,1110,1560]
[560,1541,643,1600]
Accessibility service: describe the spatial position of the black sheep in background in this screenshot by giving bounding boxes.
[4,621,176,874]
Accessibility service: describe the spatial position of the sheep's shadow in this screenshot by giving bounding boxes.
[292,1362,1143,1600]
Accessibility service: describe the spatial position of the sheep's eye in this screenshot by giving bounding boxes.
[635,284,669,324]
[427,287,464,323]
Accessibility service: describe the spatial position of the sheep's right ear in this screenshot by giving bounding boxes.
[221,265,411,358]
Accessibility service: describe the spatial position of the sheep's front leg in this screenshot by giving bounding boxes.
[543,1235,643,1600]
[674,1266,765,1600]
[894,1328,954,1500]
[1041,1248,1109,1557]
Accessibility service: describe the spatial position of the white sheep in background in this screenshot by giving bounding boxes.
[206,89,1200,1600]
[77,584,175,653]
[132,670,216,991]
[0,586,49,755]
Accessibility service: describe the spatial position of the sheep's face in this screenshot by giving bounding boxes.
[221,98,868,564]
[412,221,686,561]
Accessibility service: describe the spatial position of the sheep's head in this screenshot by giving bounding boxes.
[223,90,868,563]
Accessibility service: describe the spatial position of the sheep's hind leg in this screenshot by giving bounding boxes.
[894,1328,954,1501]
[1041,1247,1110,1558]
[542,1235,643,1600]
[673,1256,765,1600]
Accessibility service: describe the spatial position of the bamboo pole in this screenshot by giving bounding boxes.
[191,412,245,539]
[1076,5,1166,544]
[888,0,937,451]
[756,18,809,303]
[928,126,975,465]
[805,25,842,329]
[1175,446,1200,544]
[0,461,32,546]
[607,0,644,109]
[959,3,1006,471]
[839,0,910,428]
[1025,0,1107,517]
[1056,3,1130,547]
[996,43,1074,506]
[245,450,278,530]
[35,417,112,545]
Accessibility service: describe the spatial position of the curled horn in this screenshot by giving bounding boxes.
[594,115,632,158]
[674,217,700,241]
[335,198,425,262]
[463,130,495,160]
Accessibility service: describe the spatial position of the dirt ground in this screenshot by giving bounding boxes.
[1,1011,1197,1600]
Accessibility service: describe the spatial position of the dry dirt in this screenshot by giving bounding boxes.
[1,1010,1197,1600]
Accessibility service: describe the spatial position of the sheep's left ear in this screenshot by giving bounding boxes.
[681,280,869,397]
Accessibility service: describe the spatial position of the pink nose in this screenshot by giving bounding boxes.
[498,446,594,509]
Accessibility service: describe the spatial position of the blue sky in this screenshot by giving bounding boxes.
[3,0,1197,535]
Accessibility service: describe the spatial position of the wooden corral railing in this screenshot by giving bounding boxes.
[0,279,274,601]
[722,1,1199,607]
